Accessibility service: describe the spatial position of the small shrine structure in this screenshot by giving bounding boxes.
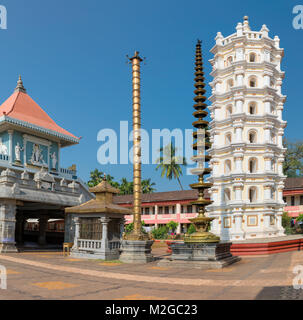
[65,179,131,260]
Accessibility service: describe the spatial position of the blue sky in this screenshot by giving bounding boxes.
[0,0,302,191]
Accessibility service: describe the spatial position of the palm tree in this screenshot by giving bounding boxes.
[119,178,134,195]
[155,143,187,190]
[141,178,156,193]
[87,169,119,188]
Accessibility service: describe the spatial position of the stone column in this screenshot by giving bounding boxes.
[100,217,110,252]
[235,69,244,86]
[0,200,18,253]
[264,152,274,172]
[119,218,125,239]
[15,212,24,244]
[264,124,273,143]
[263,97,273,114]
[234,182,244,202]
[154,205,158,228]
[73,217,80,249]
[234,151,244,173]
[263,214,271,229]
[277,129,284,148]
[277,104,283,120]
[235,94,244,114]
[8,130,13,164]
[234,122,243,143]
[176,203,181,234]
[232,211,245,240]
[263,72,271,87]
[38,215,49,245]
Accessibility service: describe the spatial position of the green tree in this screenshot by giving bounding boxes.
[125,221,146,234]
[119,178,133,195]
[87,169,120,188]
[152,225,168,239]
[283,139,303,177]
[141,178,156,193]
[167,221,178,233]
[155,143,187,190]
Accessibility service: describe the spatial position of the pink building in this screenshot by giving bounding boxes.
[113,177,303,232]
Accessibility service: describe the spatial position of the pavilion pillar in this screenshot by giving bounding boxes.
[15,212,25,244]
[0,200,18,253]
[73,217,80,249]
[100,217,110,252]
[38,215,49,245]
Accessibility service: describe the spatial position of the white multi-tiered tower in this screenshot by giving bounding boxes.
[207,16,287,241]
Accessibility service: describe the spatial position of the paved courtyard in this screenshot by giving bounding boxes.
[0,243,302,300]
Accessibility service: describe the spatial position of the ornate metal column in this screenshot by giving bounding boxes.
[185,40,219,243]
[124,51,148,241]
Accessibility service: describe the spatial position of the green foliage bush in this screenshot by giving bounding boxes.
[297,214,303,222]
[167,221,178,232]
[125,221,146,234]
[152,226,168,239]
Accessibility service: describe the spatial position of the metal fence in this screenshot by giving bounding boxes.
[79,218,102,240]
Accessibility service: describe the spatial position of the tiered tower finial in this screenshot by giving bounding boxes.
[184,40,219,243]
[15,75,26,93]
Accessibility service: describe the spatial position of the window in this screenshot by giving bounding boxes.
[226,105,232,117]
[172,206,175,214]
[224,217,231,228]
[271,132,276,144]
[224,189,231,202]
[187,205,192,213]
[224,160,232,174]
[248,158,257,173]
[153,207,155,214]
[165,206,169,214]
[300,196,303,205]
[248,131,257,143]
[249,77,257,88]
[181,205,184,213]
[291,196,295,206]
[145,207,150,215]
[225,133,232,145]
[249,52,256,62]
[248,187,257,203]
[247,215,258,226]
[248,102,257,115]
[227,56,233,66]
[227,79,234,91]
[283,197,286,204]
[158,206,163,214]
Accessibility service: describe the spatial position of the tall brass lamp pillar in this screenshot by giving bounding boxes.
[185,40,220,244]
[120,51,153,263]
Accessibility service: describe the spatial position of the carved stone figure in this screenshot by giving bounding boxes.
[51,152,57,169]
[0,138,8,155]
[14,143,23,162]
[31,144,44,165]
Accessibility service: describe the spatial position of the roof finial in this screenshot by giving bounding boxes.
[15,75,26,93]
[243,15,250,31]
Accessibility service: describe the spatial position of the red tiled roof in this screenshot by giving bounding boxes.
[113,189,210,205]
[0,90,78,139]
[284,177,303,190]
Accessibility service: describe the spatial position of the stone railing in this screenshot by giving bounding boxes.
[0,154,9,162]
[77,239,121,251]
[78,239,102,251]
[59,167,77,179]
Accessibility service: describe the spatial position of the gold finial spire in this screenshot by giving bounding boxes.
[15,75,26,93]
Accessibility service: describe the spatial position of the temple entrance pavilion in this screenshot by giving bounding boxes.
[0,77,93,253]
